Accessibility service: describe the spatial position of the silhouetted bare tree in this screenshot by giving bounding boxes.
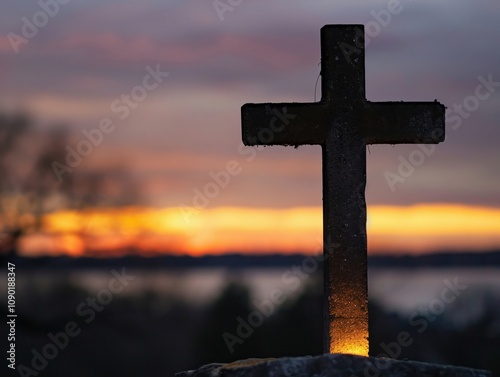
[0,110,142,257]
[0,113,74,256]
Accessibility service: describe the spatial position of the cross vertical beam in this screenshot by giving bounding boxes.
[321,26,369,355]
[241,24,445,356]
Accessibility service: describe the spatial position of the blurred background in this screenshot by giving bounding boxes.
[0,0,499,376]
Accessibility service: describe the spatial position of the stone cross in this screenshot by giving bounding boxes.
[241,25,445,355]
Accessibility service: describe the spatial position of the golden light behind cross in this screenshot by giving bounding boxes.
[328,286,369,356]
[329,319,369,356]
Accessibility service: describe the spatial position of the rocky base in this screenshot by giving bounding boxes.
[176,354,491,377]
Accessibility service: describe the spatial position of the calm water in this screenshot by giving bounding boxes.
[368,267,500,312]
[9,266,498,313]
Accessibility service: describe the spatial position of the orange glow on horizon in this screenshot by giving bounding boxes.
[17,203,500,257]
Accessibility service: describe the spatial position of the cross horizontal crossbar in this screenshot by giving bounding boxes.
[242,101,445,146]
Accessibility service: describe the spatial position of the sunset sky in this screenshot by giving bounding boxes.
[0,0,499,256]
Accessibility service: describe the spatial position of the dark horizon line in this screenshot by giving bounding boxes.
[5,249,500,270]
